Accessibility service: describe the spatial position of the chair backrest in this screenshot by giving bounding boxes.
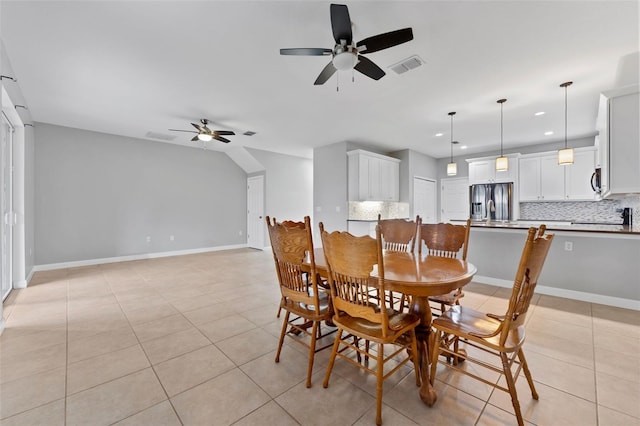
[266,216,321,314]
[377,215,421,253]
[498,226,554,345]
[418,219,471,260]
[319,223,391,336]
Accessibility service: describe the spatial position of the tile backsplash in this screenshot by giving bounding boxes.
[519,195,640,224]
[348,201,410,221]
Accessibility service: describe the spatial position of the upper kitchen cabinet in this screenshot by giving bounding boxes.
[596,86,640,197]
[518,147,597,202]
[467,154,520,185]
[348,150,400,201]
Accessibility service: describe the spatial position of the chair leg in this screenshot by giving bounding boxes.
[275,311,290,362]
[518,349,539,400]
[306,321,318,388]
[323,329,343,388]
[410,329,421,387]
[500,352,525,426]
[375,343,384,426]
[429,330,442,386]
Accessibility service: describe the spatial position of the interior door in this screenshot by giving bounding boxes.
[441,177,470,222]
[1,112,13,300]
[413,177,436,224]
[247,175,265,250]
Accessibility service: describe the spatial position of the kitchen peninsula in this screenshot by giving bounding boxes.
[463,221,640,310]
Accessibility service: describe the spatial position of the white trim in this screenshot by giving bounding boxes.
[474,275,640,311]
[0,318,4,335]
[32,244,247,272]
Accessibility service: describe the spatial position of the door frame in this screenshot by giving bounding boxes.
[246,174,265,250]
[1,111,13,301]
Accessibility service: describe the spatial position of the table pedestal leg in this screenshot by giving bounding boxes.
[410,296,437,406]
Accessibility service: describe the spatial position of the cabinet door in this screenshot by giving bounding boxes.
[539,155,565,200]
[566,149,597,200]
[609,92,640,194]
[379,159,399,201]
[519,157,541,201]
[468,160,494,184]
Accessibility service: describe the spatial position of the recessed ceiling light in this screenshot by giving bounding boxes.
[460,145,468,150]
[435,133,443,137]
[544,131,554,136]
[535,111,545,116]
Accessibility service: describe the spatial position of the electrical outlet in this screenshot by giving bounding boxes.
[169,235,174,241]
[238,230,243,236]
[564,241,573,251]
[146,236,151,243]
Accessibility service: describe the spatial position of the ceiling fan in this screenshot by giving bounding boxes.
[169,119,235,143]
[280,3,413,85]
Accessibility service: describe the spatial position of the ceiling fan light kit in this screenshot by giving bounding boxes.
[495,98,508,172]
[558,81,574,165]
[197,133,213,142]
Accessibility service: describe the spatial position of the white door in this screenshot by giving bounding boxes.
[247,175,265,250]
[1,112,13,300]
[441,177,470,222]
[413,177,436,224]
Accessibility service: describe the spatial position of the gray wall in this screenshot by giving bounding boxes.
[247,148,313,246]
[35,123,247,264]
[313,142,348,242]
[468,228,640,302]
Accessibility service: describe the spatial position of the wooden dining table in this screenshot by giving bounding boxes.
[312,248,477,406]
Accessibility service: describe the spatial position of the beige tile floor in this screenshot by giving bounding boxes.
[0,248,638,425]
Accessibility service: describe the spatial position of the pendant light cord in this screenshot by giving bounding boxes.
[448,111,456,163]
[564,84,568,149]
[497,99,507,157]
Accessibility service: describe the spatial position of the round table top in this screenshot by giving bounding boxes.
[313,248,477,298]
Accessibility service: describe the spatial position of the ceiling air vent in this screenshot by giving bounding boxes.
[243,131,256,136]
[389,55,424,75]
[145,131,176,141]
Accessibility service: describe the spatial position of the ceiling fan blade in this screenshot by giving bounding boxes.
[280,48,332,56]
[213,135,231,143]
[191,122,205,132]
[357,28,414,54]
[168,129,197,133]
[191,136,200,142]
[214,130,235,136]
[354,56,385,80]
[330,4,352,45]
[314,61,337,85]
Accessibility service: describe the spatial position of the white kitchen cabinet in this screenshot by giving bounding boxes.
[348,150,400,201]
[596,87,640,197]
[518,147,596,202]
[467,154,519,185]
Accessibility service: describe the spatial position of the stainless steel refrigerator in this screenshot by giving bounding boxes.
[469,182,513,221]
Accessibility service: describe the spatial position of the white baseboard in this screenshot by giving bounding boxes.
[14,279,27,289]
[32,244,248,272]
[474,275,640,311]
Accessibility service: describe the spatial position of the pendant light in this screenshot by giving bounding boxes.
[495,99,509,171]
[447,112,457,176]
[558,81,574,165]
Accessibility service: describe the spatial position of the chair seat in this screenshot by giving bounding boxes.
[428,291,464,305]
[332,310,420,343]
[432,305,526,352]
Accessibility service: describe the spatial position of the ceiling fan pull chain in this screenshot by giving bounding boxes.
[336,72,339,92]
[352,68,355,83]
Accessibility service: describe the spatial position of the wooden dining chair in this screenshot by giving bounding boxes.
[378,215,421,310]
[418,219,471,314]
[429,226,554,426]
[319,222,421,426]
[271,217,309,318]
[266,216,335,388]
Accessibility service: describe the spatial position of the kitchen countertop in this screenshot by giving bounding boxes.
[458,220,640,235]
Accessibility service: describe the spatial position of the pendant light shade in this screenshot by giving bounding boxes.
[558,81,574,165]
[495,98,508,172]
[447,112,457,176]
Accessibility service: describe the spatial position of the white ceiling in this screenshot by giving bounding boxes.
[1,1,638,159]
